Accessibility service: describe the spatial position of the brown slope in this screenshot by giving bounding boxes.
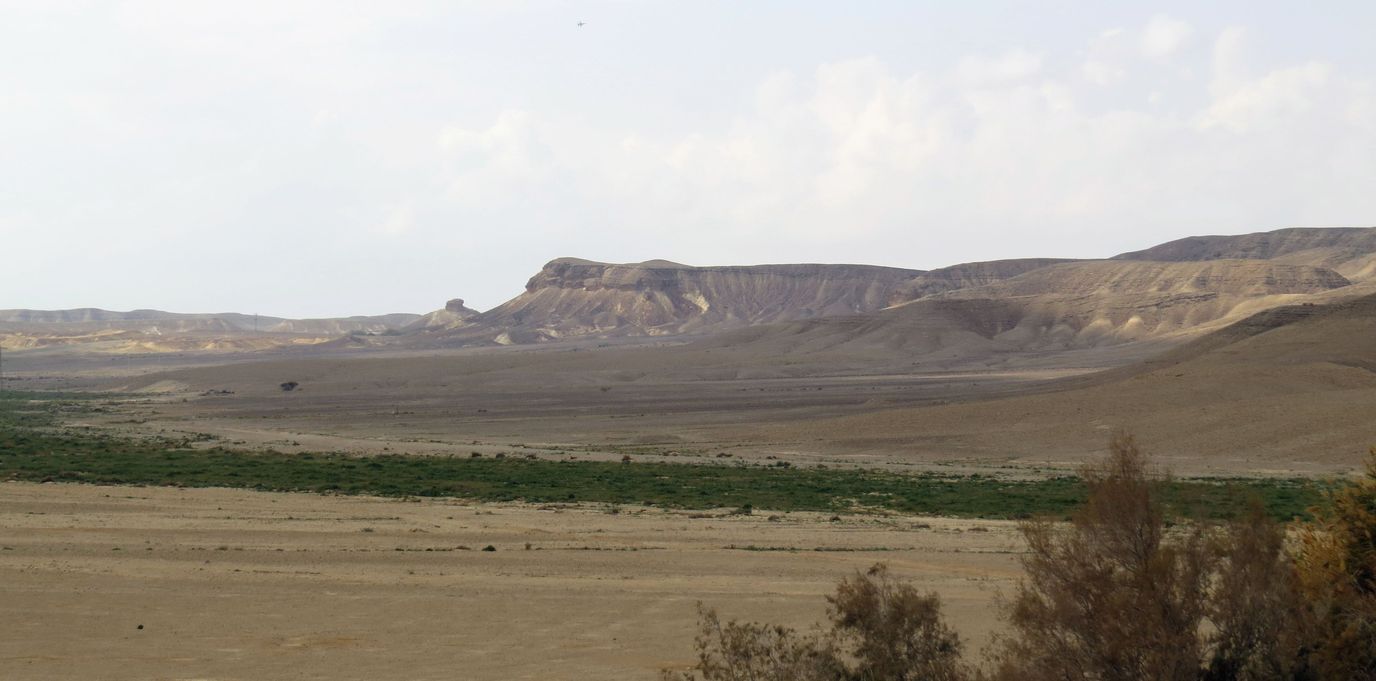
[418,258,923,345]
[887,258,1078,304]
[1113,226,1376,282]
[936,259,1350,345]
[691,297,1030,368]
[767,292,1376,473]
[692,260,1351,370]
[950,259,1349,297]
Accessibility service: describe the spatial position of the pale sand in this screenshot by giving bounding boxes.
[0,482,1022,681]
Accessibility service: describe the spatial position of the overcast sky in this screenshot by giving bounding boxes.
[3,1,1374,317]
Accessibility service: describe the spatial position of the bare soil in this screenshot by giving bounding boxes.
[0,482,1021,681]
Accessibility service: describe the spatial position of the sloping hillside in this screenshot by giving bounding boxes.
[948,260,1349,297]
[766,292,1376,472]
[887,258,1076,304]
[1113,226,1376,282]
[693,260,1352,366]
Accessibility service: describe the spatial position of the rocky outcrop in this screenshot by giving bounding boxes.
[409,299,481,331]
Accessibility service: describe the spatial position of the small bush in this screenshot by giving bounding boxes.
[663,563,967,681]
[1292,447,1376,680]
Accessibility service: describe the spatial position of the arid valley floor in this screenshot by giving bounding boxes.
[5,228,1376,678]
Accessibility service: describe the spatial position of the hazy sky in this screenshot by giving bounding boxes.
[3,2,1374,317]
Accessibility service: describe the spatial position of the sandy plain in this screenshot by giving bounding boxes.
[0,482,1021,681]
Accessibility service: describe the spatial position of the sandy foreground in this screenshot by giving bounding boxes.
[0,482,1023,680]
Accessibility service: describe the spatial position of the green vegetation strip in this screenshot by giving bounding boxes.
[0,393,1329,520]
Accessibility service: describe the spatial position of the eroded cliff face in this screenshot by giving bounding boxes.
[426,258,923,343]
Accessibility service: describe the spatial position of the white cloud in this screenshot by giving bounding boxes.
[443,45,1373,263]
[377,201,416,237]
[1211,26,1252,94]
[955,49,1044,85]
[1083,59,1126,86]
[439,110,557,206]
[1082,26,1130,86]
[1199,62,1333,133]
[1141,15,1193,60]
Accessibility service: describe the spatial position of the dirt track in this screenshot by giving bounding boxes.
[0,482,1022,681]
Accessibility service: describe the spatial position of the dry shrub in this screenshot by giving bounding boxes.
[989,433,1213,681]
[666,437,1376,681]
[660,604,842,681]
[664,564,968,681]
[828,564,966,681]
[1292,447,1376,681]
[1202,501,1311,681]
[991,435,1376,681]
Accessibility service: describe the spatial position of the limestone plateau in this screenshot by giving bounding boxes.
[6,226,1376,354]
[409,226,1374,349]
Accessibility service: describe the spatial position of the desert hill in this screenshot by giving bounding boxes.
[0,308,421,353]
[692,259,1352,368]
[410,228,1373,349]
[936,259,1351,342]
[942,259,1348,298]
[10,226,1376,357]
[0,308,420,333]
[769,291,1376,472]
[887,258,1077,304]
[1113,226,1376,282]
[413,258,924,345]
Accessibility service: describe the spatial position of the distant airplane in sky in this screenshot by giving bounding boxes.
[577,21,587,27]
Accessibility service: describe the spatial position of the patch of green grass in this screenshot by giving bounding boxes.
[0,392,1330,521]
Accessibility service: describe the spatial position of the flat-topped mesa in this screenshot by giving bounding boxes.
[457,258,925,342]
[525,259,695,293]
[527,258,914,293]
